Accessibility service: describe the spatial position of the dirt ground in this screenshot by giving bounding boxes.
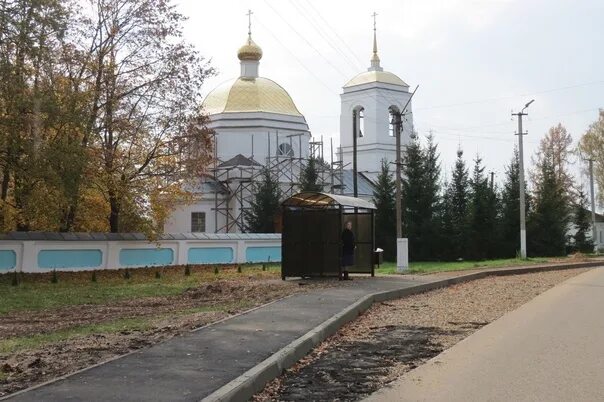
[0,276,335,397]
[254,268,590,401]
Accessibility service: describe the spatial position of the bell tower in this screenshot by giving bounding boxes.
[339,13,413,176]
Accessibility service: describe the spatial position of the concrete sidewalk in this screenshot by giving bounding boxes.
[365,267,604,402]
[5,276,433,402]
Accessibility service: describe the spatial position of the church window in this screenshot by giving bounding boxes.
[191,212,206,232]
[277,143,294,157]
[389,107,399,137]
[358,108,365,137]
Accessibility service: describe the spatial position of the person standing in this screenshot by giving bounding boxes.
[341,221,355,280]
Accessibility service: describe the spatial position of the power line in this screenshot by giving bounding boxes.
[301,0,366,67]
[262,0,352,79]
[290,0,364,72]
[415,80,604,111]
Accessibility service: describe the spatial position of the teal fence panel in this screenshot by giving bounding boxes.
[245,246,281,263]
[187,247,233,264]
[38,249,102,269]
[119,248,174,267]
[0,250,17,270]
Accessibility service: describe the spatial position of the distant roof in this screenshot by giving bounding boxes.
[282,192,375,210]
[343,70,408,88]
[217,154,262,168]
[340,170,376,197]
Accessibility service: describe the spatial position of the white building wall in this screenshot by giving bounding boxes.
[164,199,225,234]
[339,83,413,175]
[209,112,310,163]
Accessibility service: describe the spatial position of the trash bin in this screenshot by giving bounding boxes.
[373,248,384,267]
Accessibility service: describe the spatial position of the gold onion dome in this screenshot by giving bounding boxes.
[237,36,263,61]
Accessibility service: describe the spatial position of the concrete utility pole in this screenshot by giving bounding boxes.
[395,112,402,238]
[589,158,597,250]
[352,109,358,197]
[393,86,418,271]
[512,99,534,259]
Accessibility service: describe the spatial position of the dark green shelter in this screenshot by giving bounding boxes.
[281,192,376,279]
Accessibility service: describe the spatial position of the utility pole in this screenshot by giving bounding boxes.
[395,112,402,239]
[352,109,358,197]
[393,86,418,271]
[512,99,534,259]
[589,158,597,250]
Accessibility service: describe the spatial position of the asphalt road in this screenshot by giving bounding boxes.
[365,267,604,402]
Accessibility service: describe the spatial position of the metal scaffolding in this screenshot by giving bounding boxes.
[211,132,344,233]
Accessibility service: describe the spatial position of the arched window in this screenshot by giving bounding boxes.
[358,108,365,138]
[277,143,294,157]
[388,106,399,137]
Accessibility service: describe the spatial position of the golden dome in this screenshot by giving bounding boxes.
[203,77,303,116]
[237,36,263,61]
[344,70,408,88]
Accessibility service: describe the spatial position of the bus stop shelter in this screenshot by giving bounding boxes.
[281,192,376,279]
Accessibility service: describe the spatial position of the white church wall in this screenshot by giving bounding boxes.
[213,127,310,164]
[164,199,224,234]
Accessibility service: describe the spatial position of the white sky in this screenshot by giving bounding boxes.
[177,0,603,190]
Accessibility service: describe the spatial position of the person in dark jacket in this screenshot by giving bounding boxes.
[341,221,355,280]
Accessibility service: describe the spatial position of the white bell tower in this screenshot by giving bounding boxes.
[339,13,414,176]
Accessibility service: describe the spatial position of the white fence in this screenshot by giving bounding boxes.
[0,233,281,273]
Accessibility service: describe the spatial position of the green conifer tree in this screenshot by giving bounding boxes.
[372,160,396,260]
[499,148,529,258]
[528,158,570,256]
[299,157,323,192]
[443,149,470,260]
[417,134,442,260]
[402,138,424,260]
[468,155,497,260]
[572,189,594,253]
[245,168,282,233]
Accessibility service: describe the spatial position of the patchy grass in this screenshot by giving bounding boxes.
[0,302,256,355]
[0,263,282,315]
[375,258,551,275]
[0,317,153,354]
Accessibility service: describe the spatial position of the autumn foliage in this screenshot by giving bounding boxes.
[0,0,214,234]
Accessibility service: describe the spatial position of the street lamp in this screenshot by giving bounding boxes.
[512,99,534,259]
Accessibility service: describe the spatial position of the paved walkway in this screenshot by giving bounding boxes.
[6,276,433,402]
[365,267,604,402]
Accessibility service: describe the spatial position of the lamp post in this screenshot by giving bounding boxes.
[512,99,534,259]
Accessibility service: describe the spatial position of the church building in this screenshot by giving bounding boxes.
[164,14,413,234]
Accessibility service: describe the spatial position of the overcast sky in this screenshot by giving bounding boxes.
[177,0,603,190]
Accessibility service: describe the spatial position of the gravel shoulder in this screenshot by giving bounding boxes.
[254,268,590,401]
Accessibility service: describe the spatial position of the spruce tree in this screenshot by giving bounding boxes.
[417,134,442,260]
[499,148,529,258]
[443,149,470,260]
[372,160,396,261]
[528,158,569,256]
[572,189,594,253]
[245,168,282,233]
[299,157,323,192]
[402,139,424,261]
[468,156,497,260]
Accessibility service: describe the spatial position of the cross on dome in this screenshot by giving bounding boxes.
[237,9,263,64]
[369,12,383,72]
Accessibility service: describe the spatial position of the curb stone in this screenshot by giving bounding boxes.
[201,260,603,402]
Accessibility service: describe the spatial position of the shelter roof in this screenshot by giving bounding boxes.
[282,192,375,210]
